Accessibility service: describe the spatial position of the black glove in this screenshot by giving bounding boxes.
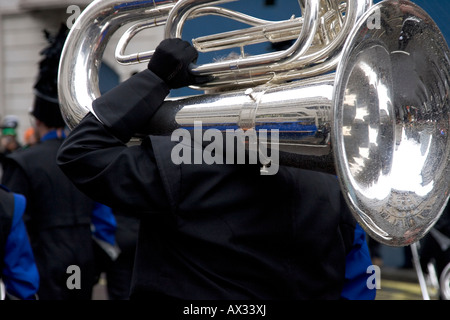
[148,38,208,89]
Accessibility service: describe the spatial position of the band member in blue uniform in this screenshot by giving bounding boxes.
[0,185,39,300]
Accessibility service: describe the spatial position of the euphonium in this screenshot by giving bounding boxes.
[58,0,450,247]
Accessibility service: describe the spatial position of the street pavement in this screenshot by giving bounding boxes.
[375,267,437,300]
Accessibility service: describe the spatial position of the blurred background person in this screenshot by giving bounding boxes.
[1,24,97,300]
[0,115,22,156]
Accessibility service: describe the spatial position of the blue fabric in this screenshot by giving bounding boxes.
[341,223,377,300]
[2,193,39,299]
[40,129,66,142]
[91,203,117,246]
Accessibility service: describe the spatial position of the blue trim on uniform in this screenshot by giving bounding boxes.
[40,129,66,142]
[341,223,376,300]
[2,193,39,299]
[91,203,117,246]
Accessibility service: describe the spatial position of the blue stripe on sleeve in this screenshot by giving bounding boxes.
[341,223,377,300]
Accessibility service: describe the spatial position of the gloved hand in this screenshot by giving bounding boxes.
[148,38,208,89]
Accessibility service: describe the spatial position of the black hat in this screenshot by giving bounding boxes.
[31,24,69,128]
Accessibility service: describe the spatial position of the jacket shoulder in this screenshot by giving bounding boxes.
[6,141,57,166]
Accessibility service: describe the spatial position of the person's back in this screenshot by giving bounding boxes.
[3,137,93,230]
[2,132,96,299]
[132,135,363,299]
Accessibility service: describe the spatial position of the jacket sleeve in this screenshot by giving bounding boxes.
[2,193,39,300]
[57,69,171,213]
[340,223,377,300]
[92,69,170,143]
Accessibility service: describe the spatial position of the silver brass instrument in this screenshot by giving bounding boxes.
[58,0,450,247]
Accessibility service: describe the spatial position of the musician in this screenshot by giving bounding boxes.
[1,25,97,300]
[57,38,376,300]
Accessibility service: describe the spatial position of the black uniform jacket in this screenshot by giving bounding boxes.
[2,137,95,299]
[57,70,358,300]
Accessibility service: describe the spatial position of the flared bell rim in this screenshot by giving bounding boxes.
[332,0,450,246]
